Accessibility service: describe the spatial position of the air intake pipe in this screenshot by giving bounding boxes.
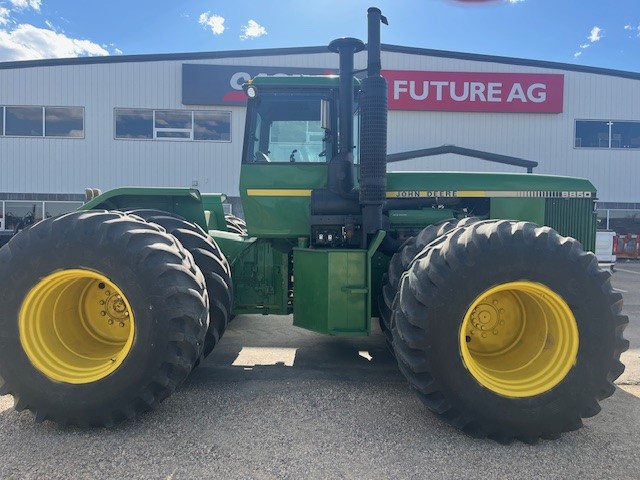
[325,37,365,200]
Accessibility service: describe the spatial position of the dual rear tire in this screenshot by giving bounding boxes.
[125,209,233,359]
[0,209,231,427]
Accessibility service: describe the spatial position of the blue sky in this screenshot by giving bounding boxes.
[0,0,639,72]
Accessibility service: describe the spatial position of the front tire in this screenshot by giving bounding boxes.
[392,220,628,442]
[0,210,208,426]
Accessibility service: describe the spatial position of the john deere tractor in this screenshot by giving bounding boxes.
[0,8,627,443]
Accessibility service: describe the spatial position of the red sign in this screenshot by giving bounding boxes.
[382,70,564,113]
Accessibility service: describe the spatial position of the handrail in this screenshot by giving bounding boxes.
[386,144,538,173]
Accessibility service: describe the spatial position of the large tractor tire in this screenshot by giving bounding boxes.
[392,220,628,443]
[225,213,247,236]
[378,217,479,348]
[125,209,232,359]
[0,210,209,427]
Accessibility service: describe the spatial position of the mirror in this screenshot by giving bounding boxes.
[320,99,330,130]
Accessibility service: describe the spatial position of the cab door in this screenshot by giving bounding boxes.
[240,91,335,237]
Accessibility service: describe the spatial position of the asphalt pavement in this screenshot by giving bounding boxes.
[1,262,639,479]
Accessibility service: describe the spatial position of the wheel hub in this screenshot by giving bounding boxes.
[19,269,136,384]
[460,281,579,398]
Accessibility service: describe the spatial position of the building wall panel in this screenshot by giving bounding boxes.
[0,49,638,203]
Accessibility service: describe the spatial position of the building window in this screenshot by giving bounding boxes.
[194,111,231,141]
[155,110,192,140]
[115,109,153,139]
[43,201,83,218]
[115,108,231,142]
[1,201,42,231]
[5,106,43,136]
[45,107,84,137]
[0,200,82,232]
[575,120,640,149]
[1,106,84,138]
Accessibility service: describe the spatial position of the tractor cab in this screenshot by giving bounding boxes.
[239,76,362,239]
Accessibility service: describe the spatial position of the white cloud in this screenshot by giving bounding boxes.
[579,43,590,49]
[0,23,108,61]
[0,7,11,25]
[507,0,525,3]
[114,47,123,55]
[9,0,41,11]
[199,12,225,35]
[588,26,602,42]
[624,24,640,38]
[240,19,266,40]
[573,51,582,58]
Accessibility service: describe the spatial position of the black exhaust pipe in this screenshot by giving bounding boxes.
[359,7,388,247]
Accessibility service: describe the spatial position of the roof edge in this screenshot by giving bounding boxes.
[0,43,638,80]
[383,44,640,81]
[0,45,330,70]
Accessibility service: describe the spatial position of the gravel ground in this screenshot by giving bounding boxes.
[1,262,639,479]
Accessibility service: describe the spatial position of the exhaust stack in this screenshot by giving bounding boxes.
[359,7,388,246]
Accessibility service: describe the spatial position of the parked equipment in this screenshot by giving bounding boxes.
[0,8,627,443]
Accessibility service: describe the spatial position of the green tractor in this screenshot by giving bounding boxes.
[0,9,628,443]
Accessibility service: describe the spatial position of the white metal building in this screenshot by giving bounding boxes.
[1,44,639,234]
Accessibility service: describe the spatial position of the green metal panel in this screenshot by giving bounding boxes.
[80,187,209,231]
[545,198,597,252]
[388,209,457,227]
[208,230,256,266]
[201,193,227,231]
[386,171,596,194]
[292,233,384,336]
[490,198,545,225]
[240,163,327,237]
[293,248,368,335]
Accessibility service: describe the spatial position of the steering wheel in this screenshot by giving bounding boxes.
[254,151,271,162]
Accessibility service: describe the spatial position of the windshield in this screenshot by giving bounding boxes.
[244,93,331,163]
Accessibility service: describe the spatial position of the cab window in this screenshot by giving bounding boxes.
[244,93,332,163]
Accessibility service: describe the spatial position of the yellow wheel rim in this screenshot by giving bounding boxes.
[19,269,135,384]
[460,281,578,397]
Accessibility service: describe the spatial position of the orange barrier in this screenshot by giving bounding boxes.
[614,234,640,259]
